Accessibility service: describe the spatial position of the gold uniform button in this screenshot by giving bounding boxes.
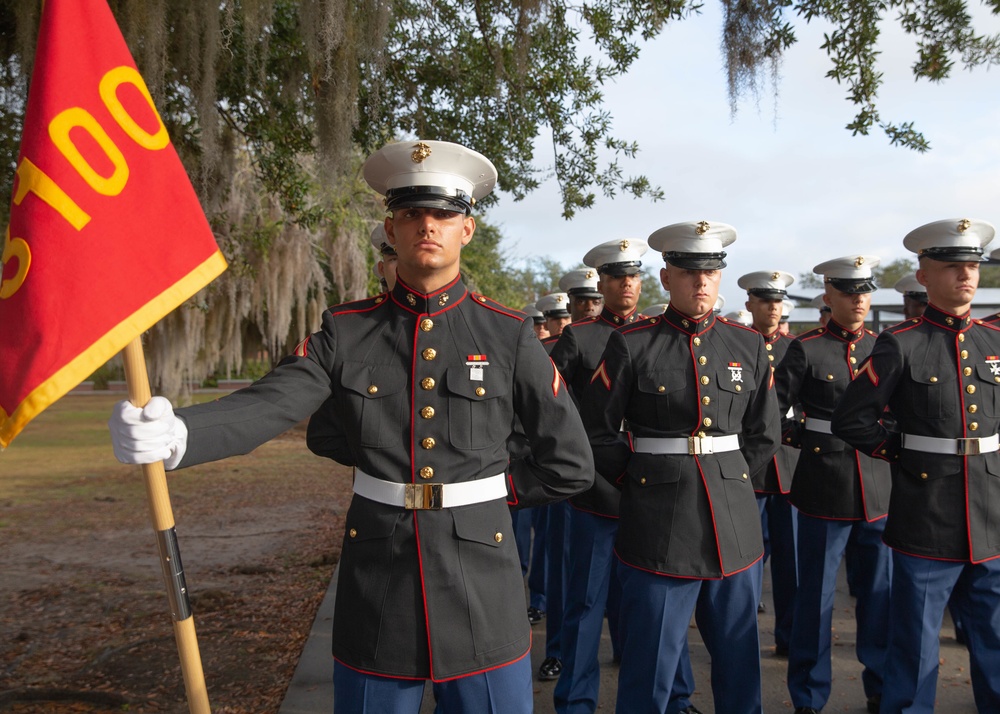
[367,384,378,394]
[640,477,647,485]
[682,319,690,328]
[850,343,856,351]
[703,417,712,427]
[827,374,834,381]
[765,343,773,351]
[813,446,821,453]
[967,385,977,394]
[786,437,792,443]
[475,387,486,397]
[422,438,436,449]
[850,356,857,364]
[964,367,973,376]
[700,376,710,385]
[702,396,711,405]
[421,406,435,419]
[375,296,385,304]
[420,466,434,479]
[349,528,357,538]
[742,473,748,480]
[494,532,503,543]
[698,356,708,365]
[768,354,774,362]
[697,431,707,438]
[961,350,969,359]
[735,385,742,392]
[657,385,666,393]
[959,333,966,342]
[421,377,436,390]
[920,472,928,480]
[969,404,978,413]
[929,377,938,383]
[880,449,887,455]
[970,422,979,431]
[693,337,702,346]
[423,348,437,361]
[420,318,434,332]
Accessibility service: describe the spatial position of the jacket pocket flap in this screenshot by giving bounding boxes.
[445,366,510,400]
[341,362,407,398]
[637,370,686,396]
[626,451,683,485]
[452,504,505,547]
[909,365,956,385]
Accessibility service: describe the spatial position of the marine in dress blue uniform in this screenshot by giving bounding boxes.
[773,255,893,714]
[371,223,399,292]
[109,140,594,714]
[511,301,551,624]
[581,221,781,714]
[533,289,575,681]
[548,241,703,714]
[738,269,800,656]
[833,218,1000,714]
[894,272,928,321]
[559,267,604,322]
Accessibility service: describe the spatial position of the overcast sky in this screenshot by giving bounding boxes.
[490,4,1000,309]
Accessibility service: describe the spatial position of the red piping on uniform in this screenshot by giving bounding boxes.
[429,642,533,683]
[887,543,990,564]
[474,295,528,320]
[689,333,703,435]
[569,501,619,519]
[409,312,435,679]
[614,548,764,580]
[332,642,533,683]
[506,468,519,507]
[694,456,727,574]
[957,330,975,561]
[332,656,428,681]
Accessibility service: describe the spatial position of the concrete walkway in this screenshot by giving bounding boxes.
[280,561,979,713]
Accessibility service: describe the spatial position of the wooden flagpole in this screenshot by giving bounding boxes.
[122,336,211,714]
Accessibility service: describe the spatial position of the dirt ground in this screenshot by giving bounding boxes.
[1,416,352,713]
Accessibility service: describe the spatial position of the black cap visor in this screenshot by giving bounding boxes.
[598,261,643,277]
[918,247,986,263]
[568,288,603,299]
[663,252,727,270]
[827,277,877,294]
[385,185,473,214]
[747,288,787,300]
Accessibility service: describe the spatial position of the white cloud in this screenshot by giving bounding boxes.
[489,4,1000,303]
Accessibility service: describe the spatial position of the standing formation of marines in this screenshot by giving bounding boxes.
[110,139,1000,713]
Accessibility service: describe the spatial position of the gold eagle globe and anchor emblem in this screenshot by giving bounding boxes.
[411,142,433,163]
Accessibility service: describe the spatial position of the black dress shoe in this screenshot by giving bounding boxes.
[538,656,562,680]
[527,606,545,625]
[867,694,882,714]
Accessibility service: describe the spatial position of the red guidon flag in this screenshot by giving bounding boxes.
[0,0,227,448]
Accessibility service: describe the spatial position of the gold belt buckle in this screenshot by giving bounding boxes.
[957,438,981,456]
[687,436,701,455]
[404,483,444,509]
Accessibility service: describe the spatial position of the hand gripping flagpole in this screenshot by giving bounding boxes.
[122,336,211,714]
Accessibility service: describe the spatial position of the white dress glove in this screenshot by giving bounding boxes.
[109,396,188,470]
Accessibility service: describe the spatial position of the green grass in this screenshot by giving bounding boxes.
[1,393,231,506]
